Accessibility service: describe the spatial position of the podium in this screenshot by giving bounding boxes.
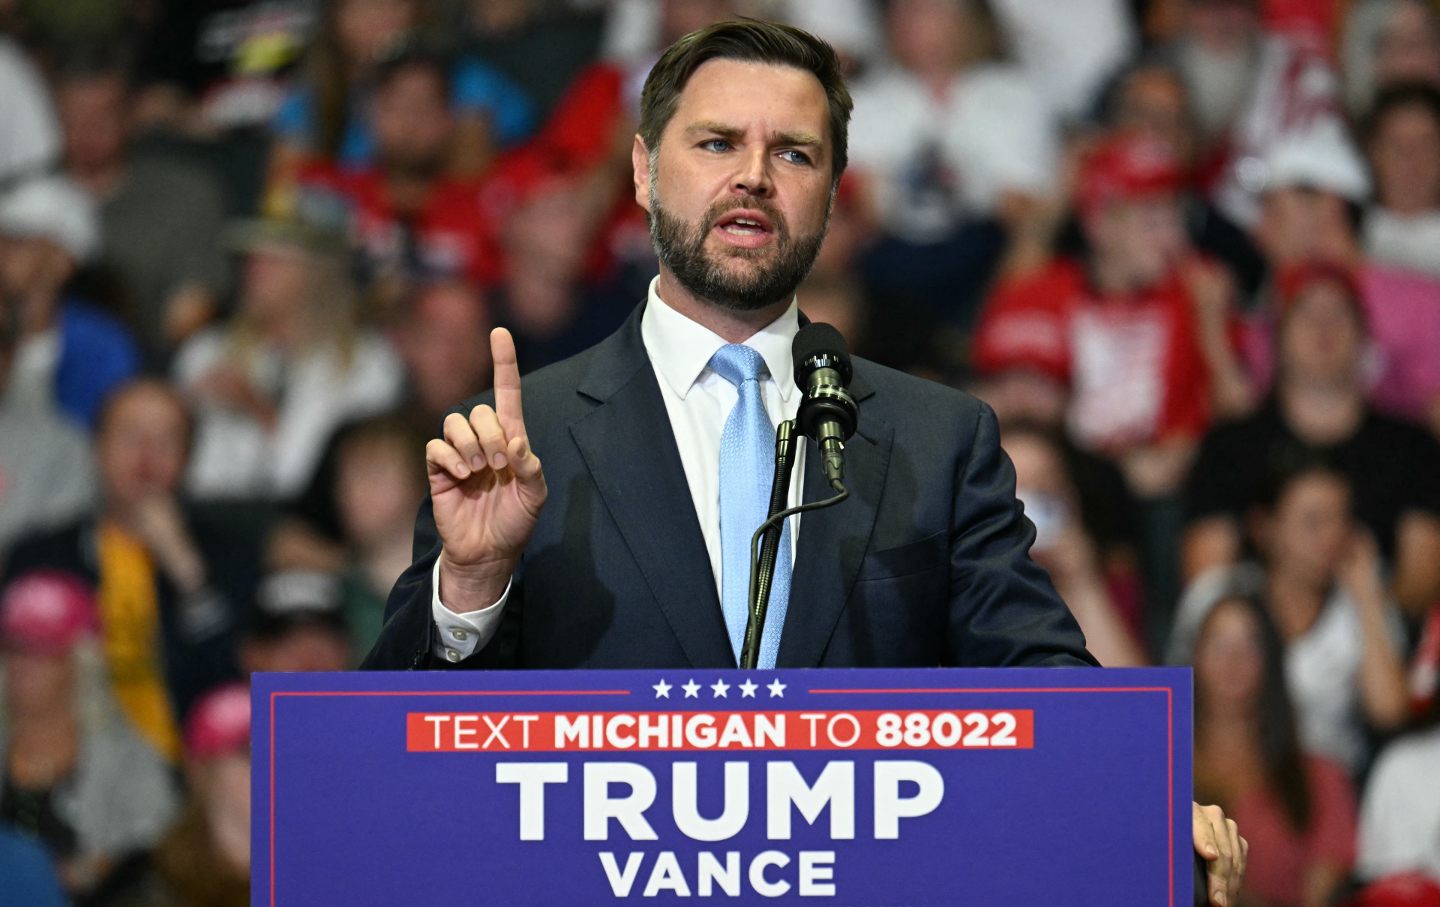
[252,667,1192,905]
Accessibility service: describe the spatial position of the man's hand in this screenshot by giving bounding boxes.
[130,494,207,596]
[1194,802,1247,906]
[426,328,547,612]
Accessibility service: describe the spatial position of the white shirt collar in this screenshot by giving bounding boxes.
[641,276,801,402]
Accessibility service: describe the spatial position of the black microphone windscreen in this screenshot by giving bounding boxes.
[792,323,852,384]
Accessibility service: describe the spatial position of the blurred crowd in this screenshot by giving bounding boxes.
[1,0,1439,905]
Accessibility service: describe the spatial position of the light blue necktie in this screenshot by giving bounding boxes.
[710,344,792,668]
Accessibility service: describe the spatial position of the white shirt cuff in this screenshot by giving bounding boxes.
[430,558,510,663]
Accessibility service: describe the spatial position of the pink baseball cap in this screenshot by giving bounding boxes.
[0,570,98,655]
[184,682,252,761]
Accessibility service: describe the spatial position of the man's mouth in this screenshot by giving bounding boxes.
[712,209,777,248]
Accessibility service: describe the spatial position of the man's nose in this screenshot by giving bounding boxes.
[731,146,773,197]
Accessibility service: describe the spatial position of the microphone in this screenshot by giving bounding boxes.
[792,323,858,489]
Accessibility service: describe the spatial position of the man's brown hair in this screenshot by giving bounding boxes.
[638,18,853,189]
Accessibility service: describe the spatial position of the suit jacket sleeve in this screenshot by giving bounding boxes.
[945,402,1098,667]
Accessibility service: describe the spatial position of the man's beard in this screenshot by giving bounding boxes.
[648,187,827,313]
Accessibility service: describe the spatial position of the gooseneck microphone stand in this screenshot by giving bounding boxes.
[739,424,850,670]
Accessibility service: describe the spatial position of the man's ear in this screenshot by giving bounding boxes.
[632,134,652,213]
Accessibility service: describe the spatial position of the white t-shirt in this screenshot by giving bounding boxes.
[0,38,59,182]
[847,63,1058,243]
[1170,563,1406,773]
[1358,726,1440,884]
[988,0,1136,120]
[174,328,404,499]
[1365,208,1440,281]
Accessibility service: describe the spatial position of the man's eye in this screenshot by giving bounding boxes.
[779,149,812,166]
[700,139,731,152]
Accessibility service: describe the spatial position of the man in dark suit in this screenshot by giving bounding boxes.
[362,19,1245,904]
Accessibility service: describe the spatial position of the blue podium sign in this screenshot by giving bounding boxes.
[252,667,1192,906]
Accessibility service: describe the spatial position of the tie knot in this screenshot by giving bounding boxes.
[708,344,767,388]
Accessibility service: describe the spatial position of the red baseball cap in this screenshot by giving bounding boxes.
[1276,260,1366,324]
[1349,874,1440,907]
[1078,134,1184,215]
[0,570,98,655]
[184,682,252,761]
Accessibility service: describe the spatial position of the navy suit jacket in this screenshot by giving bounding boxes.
[363,303,1097,671]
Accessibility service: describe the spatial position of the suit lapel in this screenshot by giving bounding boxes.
[777,372,892,667]
[568,307,735,668]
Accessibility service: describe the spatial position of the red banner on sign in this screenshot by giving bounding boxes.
[406,709,1035,753]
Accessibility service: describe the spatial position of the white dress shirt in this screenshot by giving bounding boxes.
[430,278,806,662]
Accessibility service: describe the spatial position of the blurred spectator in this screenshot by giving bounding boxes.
[989,0,1137,121]
[495,173,636,371]
[1184,264,1440,618]
[1004,424,1148,666]
[0,570,179,901]
[0,34,60,182]
[174,217,404,500]
[1170,0,1347,228]
[454,0,607,126]
[54,49,229,366]
[393,279,495,432]
[263,418,424,663]
[1089,57,1267,300]
[0,174,140,429]
[266,0,534,205]
[847,0,1056,325]
[132,0,316,133]
[267,281,491,575]
[0,293,94,563]
[797,274,868,352]
[781,0,886,76]
[2,380,242,763]
[241,570,351,672]
[1249,128,1440,434]
[329,419,424,658]
[1357,697,1440,887]
[1342,0,1440,117]
[979,135,1251,500]
[1174,461,1411,773]
[1362,83,1440,280]
[296,43,500,314]
[142,682,251,907]
[1185,591,1358,907]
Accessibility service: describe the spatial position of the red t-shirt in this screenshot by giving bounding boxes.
[981,260,1215,452]
[297,162,501,286]
[1232,755,1357,907]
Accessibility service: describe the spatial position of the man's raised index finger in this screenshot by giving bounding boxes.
[490,327,526,437]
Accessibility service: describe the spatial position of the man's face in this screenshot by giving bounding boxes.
[1369,102,1440,213]
[97,385,190,511]
[247,625,350,673]
[633,59,834,312]
[1086,195,1186,289]
[57,75,128,174]
[1184,0,1259,53]
[400,282,491,416]
[1115,69,1195,166]
[1278,280,1365,386]
[1254,187,1354,266]
[373,65,453,177]
[1375,1,1440,89]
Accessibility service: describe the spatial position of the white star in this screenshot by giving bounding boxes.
[710,678,730,698]
[767,679,786,698]
[738,679,758,698]
[682,679,701,699]
[652,679,672,699]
